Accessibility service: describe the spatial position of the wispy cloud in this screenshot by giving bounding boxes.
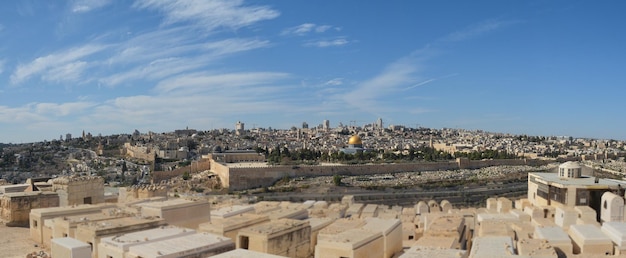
[153,72,289,95]
[281,23,337,36]
[71,0,112,13]
[100,37,270,86]
[133,0,279,32]
[404,73,458,90]
[304,38,349,48]
[10,44,107,85]
[324,78,343,86]
[443,19,518,42]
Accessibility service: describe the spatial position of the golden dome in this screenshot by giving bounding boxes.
[348,135,362,145]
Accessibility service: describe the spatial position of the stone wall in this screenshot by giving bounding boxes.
[52,176,104,206]
[118,185,168,203]
[151,159,211,183]
[1,192,59,226]
[218,158,553,191]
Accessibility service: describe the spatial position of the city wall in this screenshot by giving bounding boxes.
[219,158,554,191]
[151,159,211,183]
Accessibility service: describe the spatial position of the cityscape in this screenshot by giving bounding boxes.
[2,121,626,257]
[2,1,626,258]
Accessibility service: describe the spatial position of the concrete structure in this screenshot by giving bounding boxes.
[50,212,121,248]
[97,226,196,258]
[52,176,104,207]
[398,245,467,258]
[74,216,166,258]
[199,213,270,240]
[601,222,626,255]
[534,226,573,255]
[30,204,115,246]
[601,191,625,222]
[125,232,234,258]
[468,236,514,258]
[1,191,59,226]
[211,248,288,258]
[237,218,311,258]
[51,237,91,258]
[516,238,557,257]
[527,162,626,221]
[135,198,210,229]
[211,204,255,220]
[315,217,402,258]
[554,206,577,230]
[568,224,613,255]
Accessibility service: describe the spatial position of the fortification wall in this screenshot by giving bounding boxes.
[151,159,211,183]
[222,158,548,191]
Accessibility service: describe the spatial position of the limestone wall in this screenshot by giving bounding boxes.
[221,158,552,191]
[1,192,59,226]
[52,176,104,206]
[151,159,211,183]
[118,185,168,203]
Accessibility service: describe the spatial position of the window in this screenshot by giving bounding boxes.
[33,220,38,228]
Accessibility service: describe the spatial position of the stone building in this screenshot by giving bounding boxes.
[1,191,59,226]
[237,218,311,258]
[118,185,168,203]
[134,198,211,229]
[29,205,101,246]
[74,216,166,258]
[52,176,104,207]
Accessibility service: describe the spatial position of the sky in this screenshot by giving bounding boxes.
[1,0,626,143]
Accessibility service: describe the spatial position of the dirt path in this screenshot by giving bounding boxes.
[0,222,46,258]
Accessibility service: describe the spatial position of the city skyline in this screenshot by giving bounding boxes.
[1,1,626,143]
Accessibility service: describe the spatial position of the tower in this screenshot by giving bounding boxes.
[235,121,245,136]
[323,120,330,131]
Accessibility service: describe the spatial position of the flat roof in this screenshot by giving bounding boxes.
[317,228,383,250]
[211,205,254,218]
[530,172,626,188]
[201,213,269,232]
[77,217,163,231]
[569,224,612,244]
[469,236,514,258]
[239,219,308,237]
[51,237,90,249]
[101,226,195,248]
[210,248,287,258]
[398,245,466,258]
[127,232,233,257]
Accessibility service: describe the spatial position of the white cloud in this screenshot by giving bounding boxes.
[282,23,336,36]
[72,0,112,13]
[42,61,89,83]
[443,20,517,42]
[153,72,289,95]
[34,102,96,116]
[11,44,107,84]
[304,38,349,48]
[133,0,279,32]
[101,37,269,86]
[324,78,343,86]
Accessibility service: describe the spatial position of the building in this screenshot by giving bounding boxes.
[97,226,196,258]
[30,204,115,247]
[1,191,59,226]
[236,121,245,136]
[134,198,211,229]
[527,161,626,220]
[74,216,166,258]
[237,218,311,258]
[51,176,105,207]
[340,135,366,154]
[51,237,91,258]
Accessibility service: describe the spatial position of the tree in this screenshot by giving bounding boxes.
[333,174,342,186]
[182,171,191,180]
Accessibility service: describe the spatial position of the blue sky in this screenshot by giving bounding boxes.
[1,0,625,143]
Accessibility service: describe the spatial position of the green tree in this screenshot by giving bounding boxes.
[333,174,342,186]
